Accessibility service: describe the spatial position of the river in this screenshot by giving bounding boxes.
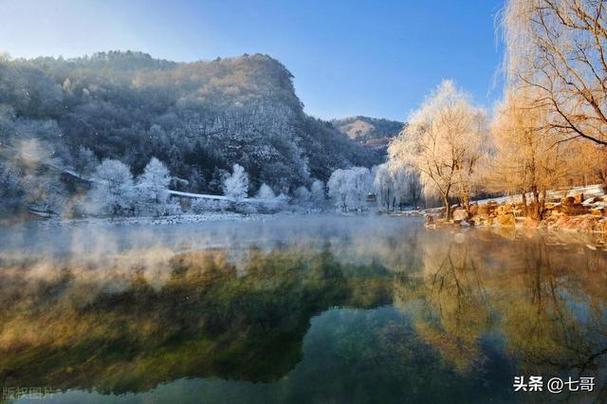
[0,215,606,403]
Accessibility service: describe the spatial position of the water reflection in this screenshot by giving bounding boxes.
[396,230,607,402]
[0,216,606,403]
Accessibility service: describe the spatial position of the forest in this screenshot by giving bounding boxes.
[0,51,381,218]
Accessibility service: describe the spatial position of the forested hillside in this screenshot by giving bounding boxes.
[0,51,380,197]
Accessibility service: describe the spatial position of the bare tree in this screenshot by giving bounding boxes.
[571,140,607,190]
[489,90,573,219]
[503,0,607,145]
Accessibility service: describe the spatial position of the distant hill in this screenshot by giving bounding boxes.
[0,51,381,195]
[331,116,404,153]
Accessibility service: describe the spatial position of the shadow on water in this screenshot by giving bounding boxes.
[0,216,606,403]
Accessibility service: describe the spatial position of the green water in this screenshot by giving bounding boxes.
[0,215,606,403]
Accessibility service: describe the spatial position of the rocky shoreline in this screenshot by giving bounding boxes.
[424,190,607,238]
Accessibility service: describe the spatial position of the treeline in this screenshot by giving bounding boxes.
[0,146,422,218]
[0,51,381,217]
[386,79,606,220]
[385,0,607,220]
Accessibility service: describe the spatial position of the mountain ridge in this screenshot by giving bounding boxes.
[331,116,403,153]
[0,51,381,194]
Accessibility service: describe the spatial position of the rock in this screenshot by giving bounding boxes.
[563,196,576,206]
[523,217,539,228]
[453,208,468,222]
[545,202,561,214]
[562,204,590,216]
[477,205,490,217]
[583,197,598,206]
[574,193,584,204]
[496,213,516,227]
[496,204,513,215]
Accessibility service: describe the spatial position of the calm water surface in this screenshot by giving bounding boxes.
[0,215,606,403]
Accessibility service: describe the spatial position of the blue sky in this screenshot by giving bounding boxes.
[0,0,504,121]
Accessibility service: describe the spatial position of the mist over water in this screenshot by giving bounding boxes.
[1,215,606,403]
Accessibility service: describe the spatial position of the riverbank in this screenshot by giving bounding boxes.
[423,185,607,240]
[31,212,268,227]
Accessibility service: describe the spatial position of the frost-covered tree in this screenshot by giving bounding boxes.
[22,171,67,215]
[293,186,311,206]
[134,157,178,216]
[0,52,381,198]
[254,182,278,211]
[373,164,421,211]
[72,146,98,177]
[88,159,134,216]
[393,167,422,209]
[388,80,487,219]
[328,167,372,212]
[328,169,349,211]
[222,164,249,199]
[373,164,395,211]
[255,183,276,199]
[190,198,230,213]
[0,161,24,215]
[310,179,325,206]
[574,141,607,190]
[489,90,573,219]
[502,0,607,145]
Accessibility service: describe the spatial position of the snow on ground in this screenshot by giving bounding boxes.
[471,184,605,206]
[39,212,270,227]
[167,190,275,204]
[167,190,235,201]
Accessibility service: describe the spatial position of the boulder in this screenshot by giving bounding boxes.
[583,197,599,206]
[523,217,539,228]
[562,196,576,206]
[477,205,490,217]
[562,204,590,216]
[453,208,468,222]
[496,204,513,215]
[496,213,516,227]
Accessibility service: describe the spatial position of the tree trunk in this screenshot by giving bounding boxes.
[539,189,546,220]
[521,192,528,217]
[462,194,470,217]
[443,195,452,220]
[531,189,542,220]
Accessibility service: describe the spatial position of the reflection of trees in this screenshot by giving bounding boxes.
[0,246,393,394]
[395,239,493,372]
[500,240,607,375]
[395,231,607,379]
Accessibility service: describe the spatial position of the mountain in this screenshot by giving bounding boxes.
[331,116,404,153]
[0,51,381,195]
